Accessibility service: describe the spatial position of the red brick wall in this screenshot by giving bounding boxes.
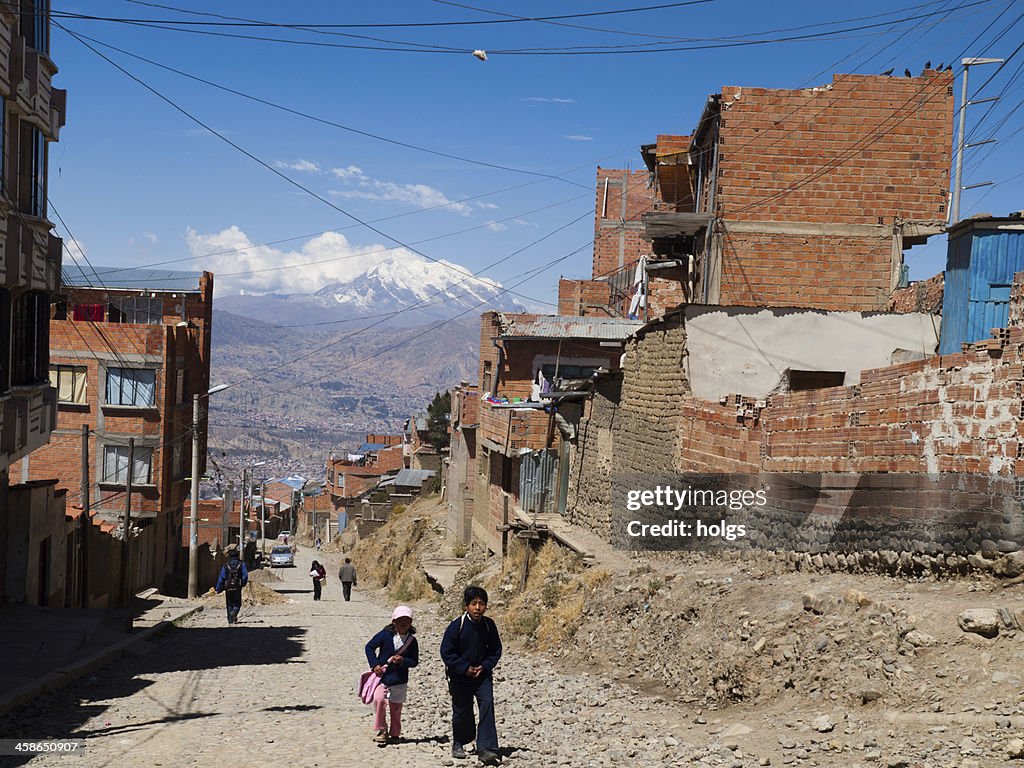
[889,271,944,313]
[557,279,612,317]
[706,72,954,312]
[717,72,953,224]
[718,229,893,310]
[593,169,656,281]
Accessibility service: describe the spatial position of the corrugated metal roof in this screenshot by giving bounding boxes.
[392,468,435,487]
[271,475,307,491]
[415,416,428,431]
[63,264,204,292]
[497,313,642,340]
[357,442,391,453]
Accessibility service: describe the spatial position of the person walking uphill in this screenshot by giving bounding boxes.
[215,545,249,624]
[310,560,327,601]
[338,557,357,602]
[440,586,503,765]
[364,606,419,746]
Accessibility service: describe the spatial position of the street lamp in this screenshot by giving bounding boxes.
[188,383,230,600]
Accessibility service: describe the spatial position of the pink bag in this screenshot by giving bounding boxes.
[358,668,385,704]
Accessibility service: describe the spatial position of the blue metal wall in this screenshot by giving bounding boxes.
[939,228,1024,354]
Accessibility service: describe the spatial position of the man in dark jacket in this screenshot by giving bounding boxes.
[440,586,503,764]
[215,545,249,624]
[338,558,358,602]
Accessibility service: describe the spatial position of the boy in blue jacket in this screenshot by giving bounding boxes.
[440,586,503,764]
[364,605,419,745]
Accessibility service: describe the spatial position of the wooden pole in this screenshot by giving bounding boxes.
[79,424,89,608]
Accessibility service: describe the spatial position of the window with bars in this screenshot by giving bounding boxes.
[11,291,48,385]
[101,444,153,485]
[49,364,87,404]
[105,367,156,407]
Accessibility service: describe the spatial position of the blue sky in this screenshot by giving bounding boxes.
[52,0,1024,307]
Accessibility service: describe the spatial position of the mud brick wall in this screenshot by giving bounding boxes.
[567,308,1024,561]
[566,373,622,533]
[613,313,691,475]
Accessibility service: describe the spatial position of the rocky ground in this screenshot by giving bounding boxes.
[5,498,1024,767]
[350,495,1024,767]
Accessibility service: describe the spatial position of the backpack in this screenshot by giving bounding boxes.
[224,560,243,590]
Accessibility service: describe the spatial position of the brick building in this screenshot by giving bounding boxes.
[564,273,1024,566]
[326,435,406,525]
[14,266,213,605]
[560,72,954,318]
[1,1,68,606]
[471,312,641,552]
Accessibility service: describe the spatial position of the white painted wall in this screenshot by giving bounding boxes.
[683,305,941,399]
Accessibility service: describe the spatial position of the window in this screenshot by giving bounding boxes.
[0,288,9,393]
[105,367,156,407]
[108,296,163,325]
[175,370,186,404]
[49,364,87,404]
[482,360,493,395]
[787,370,845,392]
[540,364,601,381]
[19,124,45,217]
[11,291,48,385]
[30,126,45,217]
[21,0,49,55]
[102,444,153,485]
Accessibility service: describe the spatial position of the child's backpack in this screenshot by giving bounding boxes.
[224,560,243,590]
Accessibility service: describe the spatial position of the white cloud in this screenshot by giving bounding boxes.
[186,225,419,296]
[331,165,366,179]
[523,96,576,104]
[485,221,506,232]
[274,159,322,173]
[143,231,159,243]
[62,238,88,262]
[564,135,593,142]
[331,174,471,215]
[476,202,500,210]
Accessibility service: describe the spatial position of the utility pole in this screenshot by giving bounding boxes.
[80,424,89,608]
[223,481,234,551]
[952,57,1004,223]
[188,393,201,599]
[260,480,267,559]
[121,438,134,607]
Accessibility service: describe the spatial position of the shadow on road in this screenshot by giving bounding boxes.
[0,625,309,768]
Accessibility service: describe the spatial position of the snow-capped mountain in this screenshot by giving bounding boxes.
[216,254,530,329]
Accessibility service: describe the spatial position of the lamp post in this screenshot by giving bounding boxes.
[188,383,230,600]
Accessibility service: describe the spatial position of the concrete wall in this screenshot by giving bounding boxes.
[683,304,940,399]
[5,481,66,606]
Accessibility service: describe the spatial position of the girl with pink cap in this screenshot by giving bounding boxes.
[364,605,419,745]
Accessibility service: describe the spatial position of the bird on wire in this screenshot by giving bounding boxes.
[881,68,894,76]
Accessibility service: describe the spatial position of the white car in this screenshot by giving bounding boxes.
[269,545,294,567]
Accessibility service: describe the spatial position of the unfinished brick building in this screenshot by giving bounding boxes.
[13,266,213,605]
[693,71,953,310]
[560,71,954,318]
